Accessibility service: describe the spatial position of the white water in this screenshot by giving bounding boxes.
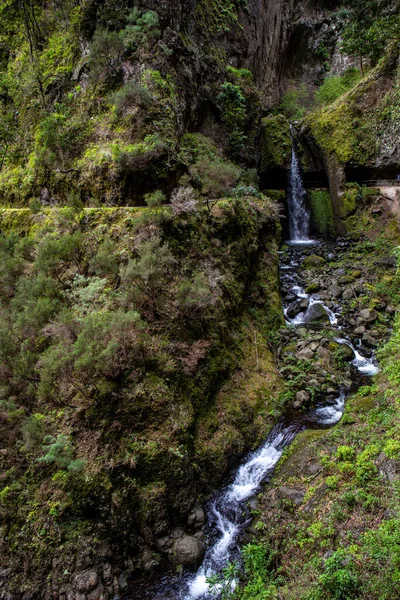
[313,391,346,426]
[145,156,381,600]
[287,137,311,243]
[288,296,338,327]
[184,423,299,600]
[335,338,379,376]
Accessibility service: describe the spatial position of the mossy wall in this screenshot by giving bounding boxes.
[260,115,292,171]
[308,189,335,238]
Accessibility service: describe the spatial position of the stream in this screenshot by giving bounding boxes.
[132,146,380,600]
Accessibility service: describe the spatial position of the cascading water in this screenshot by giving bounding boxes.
[287,130,311,243]
[131,184,380,600]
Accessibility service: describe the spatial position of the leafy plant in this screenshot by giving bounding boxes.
[120,8,160,52]
[217,82,247,156]
[37,434,85,471]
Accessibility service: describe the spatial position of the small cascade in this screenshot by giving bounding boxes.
[185,422,301,600]
[335,338,379,376]
[287,131,311,243]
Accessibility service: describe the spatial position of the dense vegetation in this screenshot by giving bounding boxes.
[0,0,400,597]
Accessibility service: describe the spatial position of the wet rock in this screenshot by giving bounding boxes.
[117,574,128,592]
[305,282,320,293]
[303,303,331,325]
[297,347,314,360]
[316,346,330,361]
[294,390,311,408]
[87,581,105,600]
[342,288,354,300]
[299,299,309,310]
[359,309,378,322]
[354,326,366,335]
[329,284,342,299]
[172,536,205,568]
[339,344,354,361]
[339,275,355,285]
[102,564,112,585]
[187,503,205,529]
[303,255,326,268]
[363,333,377,347]
[309,341,320,352]
[74,572,98,594]
[277,486,305,506]
[248,498,258,511]
[0,570,12,579]
[286,301,303,319]
[155,535,171,550]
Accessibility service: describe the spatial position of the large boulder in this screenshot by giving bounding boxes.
[303,303,331,325]
[172,536,205,568]
[303,255,326,269]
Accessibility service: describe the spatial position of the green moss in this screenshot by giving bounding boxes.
[342,182,362,218]
[262,190,286,202]
[308,189,335,237]
[260,115,291,170]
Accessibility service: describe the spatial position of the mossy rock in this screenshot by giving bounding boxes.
[308,190,335,238]
[302,255,326,269]
[306,283,320,294]
[339,275,355,285]
[260,115,291,171]
[351,270,362,278]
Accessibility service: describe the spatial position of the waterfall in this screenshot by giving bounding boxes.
[287,133,311,243]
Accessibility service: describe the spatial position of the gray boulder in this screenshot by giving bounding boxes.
[172,536,205,568]
[303,303,331,325]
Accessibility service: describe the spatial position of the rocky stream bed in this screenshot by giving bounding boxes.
[126,230,395,600]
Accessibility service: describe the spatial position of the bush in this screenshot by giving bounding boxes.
[336,445,356,461]
[22,413,46,449]
[144,190,166,207]
[111,82,153,119]
[314,69,361,107]
[318,549,360,599]
[120,8,160,53]
[278,84,309,121]
[37,434,85,471]
[217,81,247,156]
[121,235,176,317]
[89,29,124,83]
[190,157,239,198]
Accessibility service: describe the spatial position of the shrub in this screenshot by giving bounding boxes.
[121,235,176,317]
[120,8,160,52]
[111,82,153,118]
[314,69,361,107]
[144,190,166,207]
[190,157,239,198]
[37,434,85,471]
[22,413,46,449]
[88,29,124,83]
[318,549,360,599]
[278,84,309,121]
[217,81,247,155]
[176,273,216,316]
[384,439,400,459]
[170,186,198,215]
[336,445,356,461]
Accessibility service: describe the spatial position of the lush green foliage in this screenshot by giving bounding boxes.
[314,69,361,107]
[340,0,400,67]
[0,197,281,591]
[217,82,248,157]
